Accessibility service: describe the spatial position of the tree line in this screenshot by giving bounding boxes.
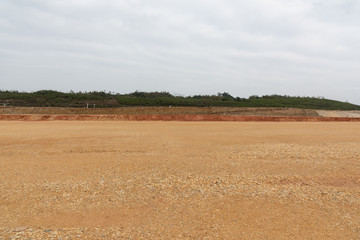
[0,90,359,110]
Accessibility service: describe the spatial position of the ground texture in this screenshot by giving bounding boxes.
[1,121,360,239]
[0,106,319,116]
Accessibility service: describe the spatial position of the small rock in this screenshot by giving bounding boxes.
[14,226,27,232]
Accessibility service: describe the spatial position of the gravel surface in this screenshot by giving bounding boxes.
[0,121,359,239]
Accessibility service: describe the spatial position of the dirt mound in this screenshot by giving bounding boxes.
[1,114,360,121]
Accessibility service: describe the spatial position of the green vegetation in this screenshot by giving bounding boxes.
[0,90,359,110]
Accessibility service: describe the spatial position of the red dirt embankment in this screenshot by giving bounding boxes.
[1,114,360,121]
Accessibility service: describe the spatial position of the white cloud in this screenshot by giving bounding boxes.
[0,0,359,104]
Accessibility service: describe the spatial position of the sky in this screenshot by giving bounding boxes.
[1,0,360,104]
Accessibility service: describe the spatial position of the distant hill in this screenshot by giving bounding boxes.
[0,90,359,110]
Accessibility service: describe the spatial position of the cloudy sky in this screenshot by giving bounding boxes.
[1,0,359,104]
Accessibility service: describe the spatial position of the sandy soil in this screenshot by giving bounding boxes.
[317,110,360,118]
[1,121,360,239]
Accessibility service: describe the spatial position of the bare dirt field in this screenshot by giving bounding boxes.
[1,121,360,239]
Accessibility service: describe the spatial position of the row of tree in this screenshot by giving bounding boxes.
[0,90,359,110]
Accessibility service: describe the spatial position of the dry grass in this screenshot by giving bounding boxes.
[0,121,360,239]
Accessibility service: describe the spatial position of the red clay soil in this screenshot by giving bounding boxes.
[1,114,360,121]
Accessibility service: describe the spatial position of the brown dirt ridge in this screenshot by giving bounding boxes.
[1,106,360,121]
[1,114,360,121]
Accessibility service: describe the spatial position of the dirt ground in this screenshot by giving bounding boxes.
[1,114,360,122]
[317,110,360,118]
[0,106,320,117]
[0,121,360,239]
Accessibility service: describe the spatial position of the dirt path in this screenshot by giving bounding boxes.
[1,122,360,239]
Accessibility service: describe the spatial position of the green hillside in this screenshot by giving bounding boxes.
[0,90,359,110]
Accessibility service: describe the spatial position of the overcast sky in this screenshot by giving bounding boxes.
[1,0,359,104]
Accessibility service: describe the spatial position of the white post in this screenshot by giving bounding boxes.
[86,103,89,109]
